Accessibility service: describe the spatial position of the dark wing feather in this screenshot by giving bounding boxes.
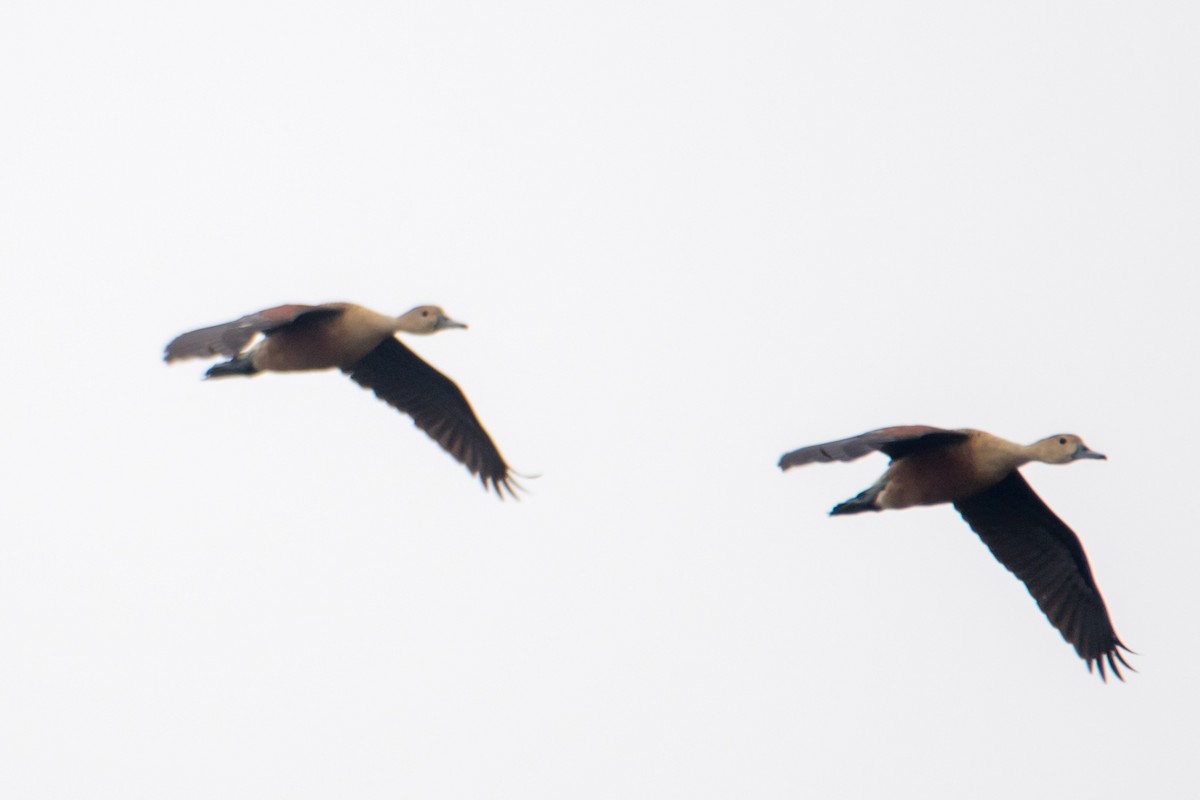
[955,471,1132,680]
[778,426,968,470]
[164,304,340,362]
[344,337,517,498]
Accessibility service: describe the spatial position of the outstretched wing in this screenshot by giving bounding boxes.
[344,337,518,499]
[955,471,1132,680]
[164,304,340,362]
[778,426,968,470]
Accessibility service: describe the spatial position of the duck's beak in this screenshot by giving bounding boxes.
[1074,445,1106,460]
[436,314,468,330]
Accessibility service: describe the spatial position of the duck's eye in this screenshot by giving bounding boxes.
[1058,437,1067,445]
[421,310,429,317]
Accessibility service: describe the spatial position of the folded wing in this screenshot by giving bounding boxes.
[779,426,968,470]
[164,304,339,361]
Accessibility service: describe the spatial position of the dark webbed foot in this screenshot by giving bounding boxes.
[205,356,258,379]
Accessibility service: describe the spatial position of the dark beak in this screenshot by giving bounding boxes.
[436,314,468,330]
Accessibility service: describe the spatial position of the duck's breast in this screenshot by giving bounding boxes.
[256,310,389,371]
[878,439,996,508]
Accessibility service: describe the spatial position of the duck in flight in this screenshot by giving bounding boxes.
[165,302,519,498]
[778,426,1132,680]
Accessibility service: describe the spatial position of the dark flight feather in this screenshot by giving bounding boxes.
[954,472,1132,680]
[344,337,518,499]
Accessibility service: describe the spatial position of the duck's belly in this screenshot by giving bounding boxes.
[256,319,383,371]
[878,447,989,508]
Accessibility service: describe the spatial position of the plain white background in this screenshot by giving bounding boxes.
[2,2,1196,797]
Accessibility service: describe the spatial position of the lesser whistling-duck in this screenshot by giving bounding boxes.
[779,425,1131,680]
[165,302,519,498]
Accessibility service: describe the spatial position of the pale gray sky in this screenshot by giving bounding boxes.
[2,2,1197,798]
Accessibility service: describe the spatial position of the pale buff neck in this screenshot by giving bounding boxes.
[329,304,419,336]
[961,430,1034,479]
[964,429,1081,478]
